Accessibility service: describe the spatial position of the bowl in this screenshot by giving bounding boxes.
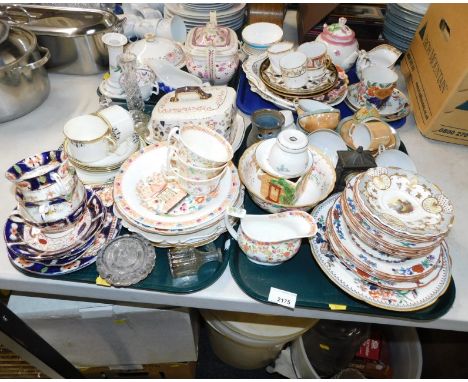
[238,142,336,213]
[297,110,341,133]
[242,22,283,49]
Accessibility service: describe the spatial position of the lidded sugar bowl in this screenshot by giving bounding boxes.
[184,11,239,85]
[315,17,359,71]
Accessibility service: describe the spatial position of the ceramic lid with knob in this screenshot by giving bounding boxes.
[276,129,309,153]
[319,17,356,45]
[185,11,239,56]
[126,33,186,68]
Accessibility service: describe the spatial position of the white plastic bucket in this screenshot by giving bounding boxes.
[201,310,318,370]
[291,325,423,378]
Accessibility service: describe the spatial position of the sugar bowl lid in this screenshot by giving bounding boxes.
[277,129,309,153]
[321,17,356,44]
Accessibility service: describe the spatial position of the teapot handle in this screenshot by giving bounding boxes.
[169,86,212,102]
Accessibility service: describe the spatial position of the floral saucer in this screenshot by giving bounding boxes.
[5,189,106,261]
[7,210,121,276]
[346,83,410,121]
[309,194,452,311]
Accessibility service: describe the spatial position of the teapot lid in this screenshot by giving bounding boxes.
[185,11,238,55]
[321,17,356,44]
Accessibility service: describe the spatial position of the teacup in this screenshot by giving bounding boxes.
[96,105,134,144]
[297,41,328,79]
[279,51,308,89]
[5,150,74,192]
[268,129,311,179]
[63,115,117,163]
[167,125,233,169]
[349,117,391,151]
[296,99,340,132]
[375,148,417,172]
[15,175,78,204]
[167,147,227,181]
[360,66,398,109]
[155,16,187,43]
[165,165,227,196]
[18,180,86,227]
[267,41,294,74]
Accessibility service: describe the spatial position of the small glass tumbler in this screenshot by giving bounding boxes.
[168,245,223,279]
[118,52,145,112]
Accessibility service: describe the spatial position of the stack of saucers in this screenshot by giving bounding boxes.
[310,167,453,311]
[113,142,244,247]
[4,151,121,276]
[384,4,429,52]
[165,4,246,31]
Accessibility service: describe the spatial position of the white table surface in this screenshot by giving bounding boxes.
[1,69,468,332]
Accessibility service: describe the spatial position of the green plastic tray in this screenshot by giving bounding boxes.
[32,229,231,294]
[228,192,456,320]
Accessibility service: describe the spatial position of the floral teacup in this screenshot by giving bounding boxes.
[360,66,398,109]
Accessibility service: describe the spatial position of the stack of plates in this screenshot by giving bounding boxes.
[113,142,244,247]
[64,134,143,186]
[165,3,246,31]
[310,167,453,311]
[243,53,349,111]
[4,188,121,276]
[384,3,429,52]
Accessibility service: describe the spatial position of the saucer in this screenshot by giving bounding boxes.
[7,211,121,276]
[5,189,106,261]
[254,138,313,179]
[65,134,142,171]
[307,129,348,166]
[99,79,126,100]
[346,83,410,118]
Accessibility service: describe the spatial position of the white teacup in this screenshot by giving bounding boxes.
[267,41,294,74]
[167,147,226,181]
[167,125,233,169]
[64,115,117,163]
[279,52,308,89]
[97,105,134,144]
[165,165,227,196]
[156,16,187,43]
[297,41,328,79]
[375,148,417,172]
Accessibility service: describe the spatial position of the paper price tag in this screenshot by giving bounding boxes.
[268,287,297,309]
[96,276,111,287]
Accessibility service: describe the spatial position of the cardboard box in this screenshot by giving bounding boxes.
[401,4,468,145]
[8,294,199,368]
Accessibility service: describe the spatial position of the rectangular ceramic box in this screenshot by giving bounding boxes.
[8,294,199,367]
[401,4,468,146]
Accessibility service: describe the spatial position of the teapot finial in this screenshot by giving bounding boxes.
[338,17,347,27]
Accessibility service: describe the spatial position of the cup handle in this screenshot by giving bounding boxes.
[166,126,180,145]
[105,135,118,153]
[224,213,240,241]
[152,81,160,96]
[348,122,357,136]
[378,144,386,155]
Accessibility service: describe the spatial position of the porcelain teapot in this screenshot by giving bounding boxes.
[356,44,402,81]
[315,17,359,71]
[225,208,317,266]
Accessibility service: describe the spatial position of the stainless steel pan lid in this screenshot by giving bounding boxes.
[0,20,9,45]
[0,4,118,37]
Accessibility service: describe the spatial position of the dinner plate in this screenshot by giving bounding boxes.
[309,194,452,312]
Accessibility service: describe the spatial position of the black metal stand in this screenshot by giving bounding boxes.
[0,302,83,378]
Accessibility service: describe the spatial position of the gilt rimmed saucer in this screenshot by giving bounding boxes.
[4,189,106,261]
[309,194,452,311]
[7,211,121,276]
[346,83,410,121]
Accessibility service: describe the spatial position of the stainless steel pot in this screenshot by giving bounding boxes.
[0,25,50,123]
[0,5,123,75]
